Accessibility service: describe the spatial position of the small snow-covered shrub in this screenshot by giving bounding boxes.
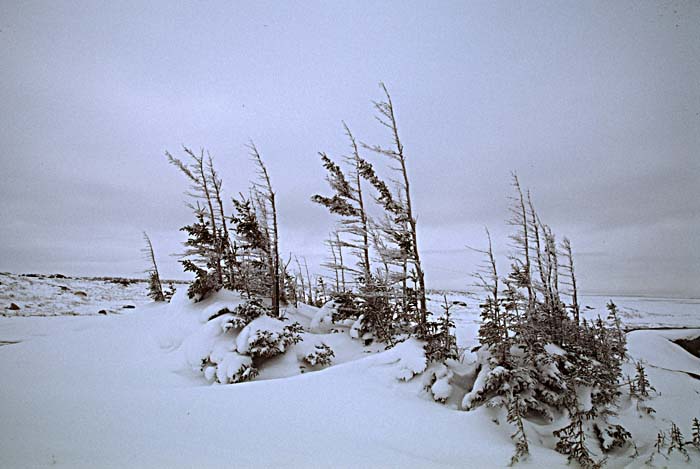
[183,298,306,385]
[302,343,335,368]
[217,299,270,327]
[422,311,458,364]
[668,422,689,458]
[629,361,654,399]
[182,259,222,302]
[329,288,401,345]
[593,422,632,453]
[203,353,259,384]
[553,411,600,469]
[246,323,303,359]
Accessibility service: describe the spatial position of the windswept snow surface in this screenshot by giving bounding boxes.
[0,272,153,317]
[0,292,531,468]
[0,285,699,467]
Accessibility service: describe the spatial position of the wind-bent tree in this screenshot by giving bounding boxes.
[559,237,580,325]
[142,231,165,301]
[166,146,239,299]
[167,147,225,286]
[362,82,427,330]
[470,227,509,362]
[206,152,237,288]
[231,194,268,299]
[311,123,372,285]
[248,142,282,317]
[507,173,533,314]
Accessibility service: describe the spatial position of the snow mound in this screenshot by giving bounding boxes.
[236,315,300,356]
[309,301,336,333]
[374,338,428,381]
[181,313,235,372]
[428,363,454,402]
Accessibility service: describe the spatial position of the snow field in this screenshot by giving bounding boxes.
[0,284,699,467]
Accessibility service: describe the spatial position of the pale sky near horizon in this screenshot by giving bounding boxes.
[1,1,698,297]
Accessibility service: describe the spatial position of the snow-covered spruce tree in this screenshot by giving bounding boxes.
[553,407,600,469]
[166,147,235,300]
[142,231,165,301]
[560,237,580,325]
[231,194,270,299]
[311,123,373,286]
[179,204,224,300]
[248,142,282,317]
[470,227,510,364]
[668,422,689,459]
[279,255,296,308]
[310,85,444,350]
[315,276,329,306]
[630,361,654,400]
[606,301,626,359]
[464,178,631,466]
[205,151,238,290]
[361,83,428,333]
[423,295,458,363]
[311,124,401,342]
[302,343,335,368]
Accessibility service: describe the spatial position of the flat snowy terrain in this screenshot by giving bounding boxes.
[0,273,153,317]
[1,275,699,468]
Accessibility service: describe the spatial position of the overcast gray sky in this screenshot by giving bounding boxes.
[1,0,698,297]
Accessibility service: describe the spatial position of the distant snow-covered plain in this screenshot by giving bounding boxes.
[1,273,698,468]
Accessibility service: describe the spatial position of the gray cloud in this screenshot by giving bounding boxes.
[1,0,698,296]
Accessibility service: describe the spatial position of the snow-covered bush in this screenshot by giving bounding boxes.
[302,343,335,368]
[239,318,303,359]
[185,299,303,384]
[328,283,415,346]
[202,353,258,384]
[423,301,458,363]
[214,298,269,325]
[593,422,632,454]
[553,411,599,468]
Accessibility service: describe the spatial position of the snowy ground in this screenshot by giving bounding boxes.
[0,272,154,317]
[1,278,698,468]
